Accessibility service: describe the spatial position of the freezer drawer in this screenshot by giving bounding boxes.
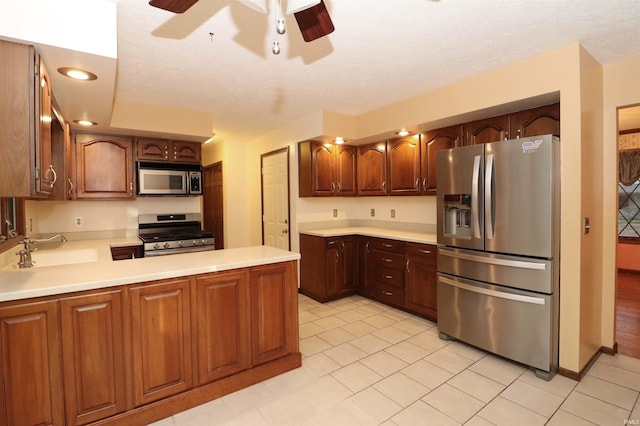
[437,273,557,375]
[438,246,556,294]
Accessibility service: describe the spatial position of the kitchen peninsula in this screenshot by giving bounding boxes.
[0,241,300,426]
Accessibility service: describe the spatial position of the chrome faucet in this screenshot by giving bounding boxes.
[16,234,67,269]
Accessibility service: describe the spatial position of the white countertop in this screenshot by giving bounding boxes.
[300,227,437,245]
[0,239,300,302]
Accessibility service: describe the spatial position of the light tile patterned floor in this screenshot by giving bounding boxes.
[152,294,640,425]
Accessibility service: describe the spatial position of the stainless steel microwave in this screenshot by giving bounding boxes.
[137,162,202,196]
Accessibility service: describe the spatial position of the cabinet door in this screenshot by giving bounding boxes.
[336,145,357,196]
[51,108,75,200]
[194,271,250,385]
[356,238,371,294]
[75,133,135,199]
[172,141,202,163]
[463,114,510,145]
[0,300,63,426]
[405,243,438,319]
[130,278,192,406]
[357,142,387,195]
[250,262,298,365]
[421,126,461,195]
[136,137,169,161]
[510,103,560,139]
[388,136,421,195]
[326,237,355,297]
[312,142,336,195]
[35,60,55,196]
[60,290,126,425]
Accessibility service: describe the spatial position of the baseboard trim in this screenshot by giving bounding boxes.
[558,345,617,381]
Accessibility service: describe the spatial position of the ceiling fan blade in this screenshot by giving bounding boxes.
[294,0,334,42]
[149,0,199,13]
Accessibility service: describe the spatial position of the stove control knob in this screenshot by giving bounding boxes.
[153,243,160,250]
[163,242,170,249]
[200,239,206,246]
[193,240,199,246]
[178,241,184,248]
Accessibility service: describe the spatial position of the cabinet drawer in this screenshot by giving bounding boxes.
[372,266,404,288]
[406,243,437,265]
[370,251,405,270]
[370,238,405,253]
[370,282,405,306]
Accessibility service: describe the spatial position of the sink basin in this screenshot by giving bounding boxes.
[4,248,100,270]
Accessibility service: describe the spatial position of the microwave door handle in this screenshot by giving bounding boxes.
[485,153,495,240]
[471,155,481,239]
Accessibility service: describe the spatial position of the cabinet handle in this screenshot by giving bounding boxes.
[419,249,432,254]
[365,241,370,253]
[67,178,74,195]
[383,274,393,279]
[382,290,393,296]
[331,182,335,192]
[423,178,427,191]
[406,259,410,272]
[42,165,57,186]
[338,182,342,192]
[335,252,339,263]
[383,257,392,262]
[415,178,419,189]
[382,243,393,248]
[382,181,386,192]
[327,240,336,246]
[129,182,133,194]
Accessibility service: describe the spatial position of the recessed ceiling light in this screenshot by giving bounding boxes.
[73,119,97,126]
[334,137,345,144]
[396,129,410,137]
[57,67,98,81]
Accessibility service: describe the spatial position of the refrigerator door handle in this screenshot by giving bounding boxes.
[439,248,547,270]
[471,155,481,239]
[439,275,546,305]
[485,153,495,240]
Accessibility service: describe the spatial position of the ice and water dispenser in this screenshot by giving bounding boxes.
[443,194,472,237]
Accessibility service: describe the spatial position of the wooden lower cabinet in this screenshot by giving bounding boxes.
[60,290,126,425]
[303,234,438,320]
[405,243,438,320]
[129,278,193,407]
[194,271,250,385]
[250,262,299,366]
[299,234,356,302]
[0,300,63,426]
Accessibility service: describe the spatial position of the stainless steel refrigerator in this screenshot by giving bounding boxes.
[436,134,560,380]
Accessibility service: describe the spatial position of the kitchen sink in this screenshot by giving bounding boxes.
[3,248,100,270]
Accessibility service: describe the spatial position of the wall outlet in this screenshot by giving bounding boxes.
[333,209,338,218]
[74,216,83,227]
[391,209,396,218]
[370,208,375,217]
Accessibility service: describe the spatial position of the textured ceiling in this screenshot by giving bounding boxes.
[35,0,640,141]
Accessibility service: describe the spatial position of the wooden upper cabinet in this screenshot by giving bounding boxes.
[0,40,56,198]
[510,103,560,139]
[336,144,357,196]
[75,133,135,199]
[60,290,126,425]
[421,125,462,195]
[194,271,250,385]
[0,299,64,426]
[463,114,510,145]
[357,142,387,196]
[387,136,421,195]
[298,141,356,197]
[129,278,193,406]
[136,138,201,164]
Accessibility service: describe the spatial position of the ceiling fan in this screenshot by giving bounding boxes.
[149,0,334,42]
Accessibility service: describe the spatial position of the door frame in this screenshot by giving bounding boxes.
[260,147,291,249]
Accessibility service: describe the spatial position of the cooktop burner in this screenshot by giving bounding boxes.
[138,213,215,256]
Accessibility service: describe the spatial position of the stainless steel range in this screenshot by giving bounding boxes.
[138,213,215,257]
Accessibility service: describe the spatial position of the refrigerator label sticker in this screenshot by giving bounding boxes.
[522,139,543,154]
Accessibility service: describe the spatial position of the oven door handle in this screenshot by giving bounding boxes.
[439,275,546,305]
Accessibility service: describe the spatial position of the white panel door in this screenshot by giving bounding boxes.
[262,149,290,250]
